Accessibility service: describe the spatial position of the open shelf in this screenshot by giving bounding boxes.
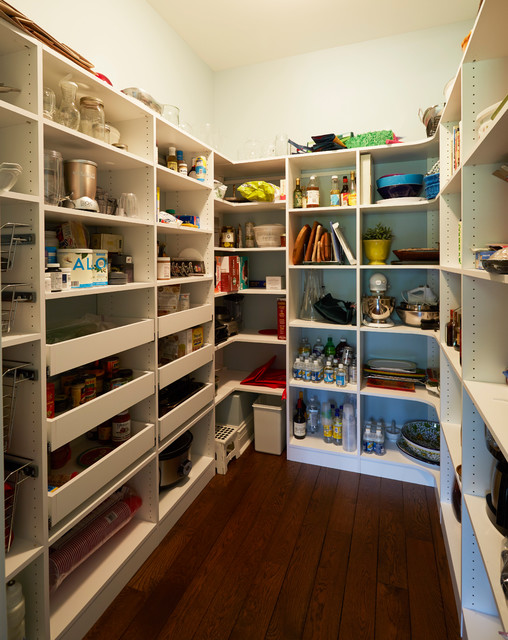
[215,368,284,405]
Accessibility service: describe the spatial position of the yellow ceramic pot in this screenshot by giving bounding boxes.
[363,239,392,265]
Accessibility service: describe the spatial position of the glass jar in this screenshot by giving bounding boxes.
[54,80,80,130]
[79,96,105,140]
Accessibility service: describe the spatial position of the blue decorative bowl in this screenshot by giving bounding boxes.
[376,173,424,199]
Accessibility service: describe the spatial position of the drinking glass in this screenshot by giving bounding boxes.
[43,87,56,120]
[118,192,138,218]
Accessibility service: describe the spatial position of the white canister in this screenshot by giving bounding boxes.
[157,257,171,280]
[61,267,72,291]
[57,248,94,288]
[93,249,108,286]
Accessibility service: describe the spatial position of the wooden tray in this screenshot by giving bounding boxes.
[393,248,439,262]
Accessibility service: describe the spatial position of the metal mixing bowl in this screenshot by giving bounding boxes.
[395,306,439,327]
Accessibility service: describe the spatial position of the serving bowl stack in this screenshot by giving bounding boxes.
[397,419,440,465]
[376,173,424,200]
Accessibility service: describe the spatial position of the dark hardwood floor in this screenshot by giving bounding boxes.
[84,446,460,640]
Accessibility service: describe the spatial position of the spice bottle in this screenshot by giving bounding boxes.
[177,150,187,174]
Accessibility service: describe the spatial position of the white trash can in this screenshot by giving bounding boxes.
[252,395,286,455]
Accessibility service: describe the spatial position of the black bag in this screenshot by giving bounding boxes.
[314,294,356,325]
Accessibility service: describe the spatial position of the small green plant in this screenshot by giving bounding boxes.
[362,222,393,240]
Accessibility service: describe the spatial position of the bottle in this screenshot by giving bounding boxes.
[299,336,311,358]
[292,356,301,380]
[374,424,386,456]
[237,223,243,248]
[349,358,358,384]
[330,175,340,206]
[311,358,320,383]
[446,309,455,347]
[312,336,324,355]
[306,175,320,208]
[340,175,349,206]
[349,171,357,206]
[336,363,346,387]
[293,393,307,439]
[335,337,348,360]
[304,357,312,382]
[332,408,342,446]
[308,395,320,433]
[177,150,188,174]
[46,263,62,292]
[6,579,25,640]
[453,309,462,352]
[166,146,178,171]
[111,409,131,446]
[363,423,374,454]
[323,359,334,384]
[322,401,333,443]
[293,177,303,208]
[245,221,255,248]
[301,185,308,209]
[324,336,335,358]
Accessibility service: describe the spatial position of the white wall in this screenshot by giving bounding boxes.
[13,0,215,136]
[214,21,473,160]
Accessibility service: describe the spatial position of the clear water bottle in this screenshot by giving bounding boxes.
[323,359,334,384]
[322,401,333,443]
[308,395,320,433]
[332,407,342,445]
[374,423,386,456]
[292,356,301,379]
[303,358,312,381]
[312,336,324,355]
[336,363,346,387]
[299,337,311,358]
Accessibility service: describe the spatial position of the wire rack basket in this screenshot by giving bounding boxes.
[1,222,33,272]
[4,454,38,552]
[1,283,34,334]
[3,360,36,452]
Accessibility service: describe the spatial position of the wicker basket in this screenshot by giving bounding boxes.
[424,173,440,199]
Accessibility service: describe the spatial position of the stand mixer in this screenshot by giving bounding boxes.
[63,159,99,211]
[362,272,395,327]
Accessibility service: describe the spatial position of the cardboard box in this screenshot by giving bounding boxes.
[217,256,239,293]
[91,233,123,253]
[473,249,495,269]
[277,298,286,340]
[239,256,249,290]
[266,276,284,290]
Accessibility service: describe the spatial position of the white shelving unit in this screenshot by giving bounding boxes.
[0,16,215,639]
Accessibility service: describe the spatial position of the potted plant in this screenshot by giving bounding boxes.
[362,222,394,265]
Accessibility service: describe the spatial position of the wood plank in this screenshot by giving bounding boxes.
[301,471,360,640]
[82,586,145,640]
[228,463,320,640]
[378,477,407,589]
[375,582,411,640]
[153,452,287,640]
[406,537,448,640]
[403,482,433,542]
[191,460,302,640]
[425,486,461,639]
[339,474,381,640]
[265,467,339,639]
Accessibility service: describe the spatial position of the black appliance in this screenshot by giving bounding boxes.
[485,426,508,535]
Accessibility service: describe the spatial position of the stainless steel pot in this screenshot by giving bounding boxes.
[159,430,193,489]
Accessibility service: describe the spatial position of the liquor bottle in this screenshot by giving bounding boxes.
[307,175,320,208]
[445,309,455,347]
[330,175,340,206]
[349,171,357,206]
[340,175,349,206]
[293,178,303,208]
[294,392,307,439]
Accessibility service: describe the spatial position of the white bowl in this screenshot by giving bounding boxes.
[0,162,22,192]
[253,224,284,247]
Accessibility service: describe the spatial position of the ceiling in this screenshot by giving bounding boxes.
[147,0,479,71]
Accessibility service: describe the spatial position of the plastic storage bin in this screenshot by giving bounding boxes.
[252,395,286,455]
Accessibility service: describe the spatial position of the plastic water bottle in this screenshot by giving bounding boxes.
[292,356,301,379]
[6,579,25,640]
[342,401,357,452]
[336,363,346,387]
[332,407,342,445]
[299,337,311,358]
[312,337,324,355]
[304,358,312,382]
[311,358,320,383]
[363,424,374,454]
[308,395,320,434]
[323,359,334,384]
[374,424,386,456]
[322,401,333,443]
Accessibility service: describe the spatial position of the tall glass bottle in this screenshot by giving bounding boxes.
[307,175,320,208]
[340,175,349,206]
[293,178,303,208]
[330,175,340,206]
[349,171,357,205]
[54,80,80,130]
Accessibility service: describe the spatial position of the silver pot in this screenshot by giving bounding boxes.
[395,306,439,327]
[159,430,193,489]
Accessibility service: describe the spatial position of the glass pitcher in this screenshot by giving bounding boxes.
[54,80,80,130]
[44,149,64,205]
[299,270,323,321]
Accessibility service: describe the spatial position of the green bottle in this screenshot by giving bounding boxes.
[324,336,335,358]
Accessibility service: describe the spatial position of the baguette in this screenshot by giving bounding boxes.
[304,221,319,262]
[292,224,311,264]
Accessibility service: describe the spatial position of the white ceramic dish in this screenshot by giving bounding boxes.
[376,197,426,205]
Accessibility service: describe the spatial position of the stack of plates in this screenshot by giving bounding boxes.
[396,419,440,465]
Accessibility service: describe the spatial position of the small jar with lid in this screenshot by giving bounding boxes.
[112,410,131,446]
[79,96,105,139]
[220,226,235,248]
[46,263,62,292]
[177,150,187,174]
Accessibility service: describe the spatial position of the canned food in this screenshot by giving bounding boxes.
[71,378,87,408]
[98,420,112,442]
[103,356,120,377]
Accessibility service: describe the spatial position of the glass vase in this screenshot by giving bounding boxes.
[54,80,80,130]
